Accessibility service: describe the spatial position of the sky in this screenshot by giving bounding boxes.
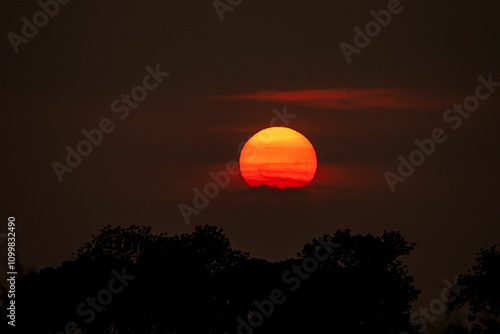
[1,0,500,316]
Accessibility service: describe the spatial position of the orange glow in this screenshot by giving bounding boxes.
[239,127,317,189]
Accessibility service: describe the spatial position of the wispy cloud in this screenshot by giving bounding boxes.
[215,88,449,110]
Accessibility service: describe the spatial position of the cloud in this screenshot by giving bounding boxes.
[215,88,449,110]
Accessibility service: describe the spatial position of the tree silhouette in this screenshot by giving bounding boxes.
[259,229,420,333]
[1,224,426,333]
[73,224,157,263]
[446,245,500,334]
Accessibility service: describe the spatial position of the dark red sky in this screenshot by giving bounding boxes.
[1,0,499,313]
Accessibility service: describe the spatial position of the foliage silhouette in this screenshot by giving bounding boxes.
[446,245,500,334]
[1,224,479,333]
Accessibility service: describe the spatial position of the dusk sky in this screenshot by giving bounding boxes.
[1,0,500,314]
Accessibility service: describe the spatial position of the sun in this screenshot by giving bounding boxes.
[239,127,317,189]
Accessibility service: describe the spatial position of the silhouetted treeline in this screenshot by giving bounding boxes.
[0,225,498,333]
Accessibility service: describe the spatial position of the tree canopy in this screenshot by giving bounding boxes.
[446,245,500,334]
[0,224,461,333]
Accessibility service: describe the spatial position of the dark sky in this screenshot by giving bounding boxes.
[1,0,499,313]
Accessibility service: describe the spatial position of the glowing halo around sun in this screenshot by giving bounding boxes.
[239,127,317,189]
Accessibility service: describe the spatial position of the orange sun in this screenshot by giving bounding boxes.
[239,127,317,189]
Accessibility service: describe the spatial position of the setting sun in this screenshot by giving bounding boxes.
[239,127,317,189]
